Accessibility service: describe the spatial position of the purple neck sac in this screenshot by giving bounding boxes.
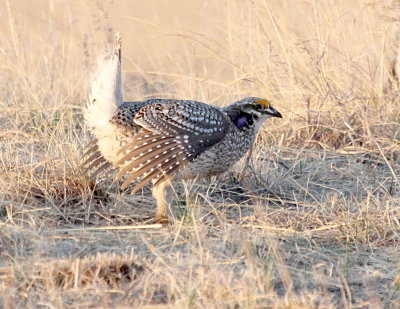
[234,115,249,129]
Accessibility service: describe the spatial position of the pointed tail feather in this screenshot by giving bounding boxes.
[84,33,123,139]
[83,33,127,166]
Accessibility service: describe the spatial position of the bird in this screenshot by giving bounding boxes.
[82,34,283,222]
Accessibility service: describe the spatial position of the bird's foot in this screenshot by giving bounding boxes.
[154,213,169,224]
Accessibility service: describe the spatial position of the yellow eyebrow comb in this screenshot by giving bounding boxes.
[255,99,269,108]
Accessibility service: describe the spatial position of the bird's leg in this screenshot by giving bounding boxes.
[237,146,254,181]
[152,180,173,223]
[236,145,263,186]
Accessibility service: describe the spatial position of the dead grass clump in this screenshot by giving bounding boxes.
[0,253,145,307]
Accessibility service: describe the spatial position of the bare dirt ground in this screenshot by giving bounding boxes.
[0,0,399,308]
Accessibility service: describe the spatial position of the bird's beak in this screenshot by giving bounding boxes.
[273,110,282,118]
[266,107,282,118]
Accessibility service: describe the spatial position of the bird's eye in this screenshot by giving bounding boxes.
[254,104,264,111]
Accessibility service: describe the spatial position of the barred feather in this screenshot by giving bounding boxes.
[85,156,106,171]
[82,139,112,179]
[127,152,185,195]
[82,149,102,168]
[116,132,174,165]
[115,130,190,194]
[82,139,98,158]
[116,137,176,179]
[90,161,113,179]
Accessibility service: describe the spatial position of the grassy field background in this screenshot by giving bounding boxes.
[0,0,399,307]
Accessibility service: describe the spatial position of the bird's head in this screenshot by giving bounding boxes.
[224,97,282,130]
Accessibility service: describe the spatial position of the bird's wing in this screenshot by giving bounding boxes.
[115,100,230,194]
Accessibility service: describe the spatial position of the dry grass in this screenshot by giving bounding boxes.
[0,0,399,308]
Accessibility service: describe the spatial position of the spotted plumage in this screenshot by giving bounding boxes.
[83,34,282,222]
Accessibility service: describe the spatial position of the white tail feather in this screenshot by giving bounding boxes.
[84,33,124,165]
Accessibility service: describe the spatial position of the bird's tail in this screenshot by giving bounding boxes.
[84,33,123,140]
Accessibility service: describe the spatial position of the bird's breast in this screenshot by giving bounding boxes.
[181,128,255,179]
